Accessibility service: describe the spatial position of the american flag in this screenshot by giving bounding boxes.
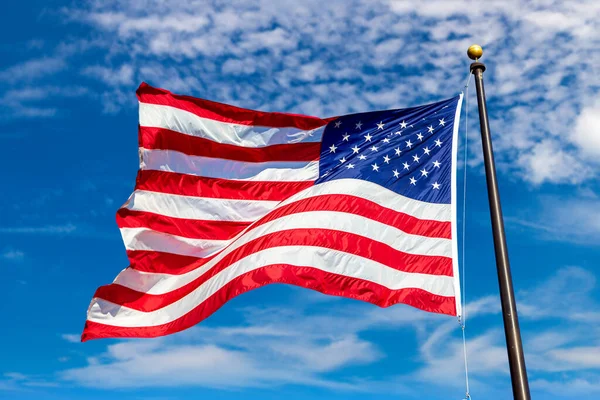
[82,83,463,341]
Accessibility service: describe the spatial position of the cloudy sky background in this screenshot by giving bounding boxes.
[1,1,600,399]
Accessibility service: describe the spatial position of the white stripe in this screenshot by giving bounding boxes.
[88,245,456,328]
[116,210,452,294]
[450,94,463,317]
[139,102,325,147]
[140,148,319,181]
[282,178,451,222]
[120,228,228,258]
[124,190,279,222]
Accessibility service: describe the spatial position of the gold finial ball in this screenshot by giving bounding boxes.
[467,44,483,60]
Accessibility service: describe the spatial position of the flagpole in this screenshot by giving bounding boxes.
[467,45,531,400]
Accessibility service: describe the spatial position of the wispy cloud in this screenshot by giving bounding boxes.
[0,85,89,119]
[572,100,600,158]
[506,192,600,246]
[0,372,59,391]
[81,64,134,87]
[532,377,600,397]
[0,57,65,82]
[0,224,77,235]
[1,248,25,262]
[61,334,386,391]
[61,334,81,344]
[396,266,600,396]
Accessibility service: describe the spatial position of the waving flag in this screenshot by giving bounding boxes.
[82,83,463,341]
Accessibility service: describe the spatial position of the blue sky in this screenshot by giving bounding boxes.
[1,0,600,398]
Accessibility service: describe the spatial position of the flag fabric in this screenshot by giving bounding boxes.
[81,83,463,341]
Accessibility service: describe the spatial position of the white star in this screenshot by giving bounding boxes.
[409,124,414,128]
[439,118,446,126]
[351,145,360,154]
[417,133,424,141]
[420,168,429,177]
[435,139,443,147]
[364,133,372,142]
[405,140,413,149]
[346,163,355,169]
[393,169,400,178]
[423,147,431,155]
[413,154,420,163]
[370,145,378,152]
[428,125,434,133]
[334,120,342,128]
[433,160,441,168]
[394,131,402,136]
[400,120,408,129]
[371,163,380,172]
[383,137,391,144]
[394,147,402,156]
[383,155,391,164]
[342,133,350,141]
[403,162,410,170]
[432,182,441,190]
[339,157,347,164]
[377,121,385,130]
[410,177,417,185]
[359,154,367,160]
[355,121,363,130]
[329,144,337,153]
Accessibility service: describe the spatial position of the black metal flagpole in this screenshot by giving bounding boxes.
[467,45,531,400]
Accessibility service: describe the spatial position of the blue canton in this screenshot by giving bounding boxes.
[316,96,461,204]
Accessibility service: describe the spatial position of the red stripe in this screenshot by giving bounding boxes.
[82,264,456,341]
[137,82,334,130]
[117,209,249,240]
[139,126,321,162]
[135,170,314,201]
[94,228,453,313]
[126,251,208,275]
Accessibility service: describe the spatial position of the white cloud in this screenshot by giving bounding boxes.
[406,266,600,396]
[63,343,265,389]
[0,372,59,391]
[82,64,134,86]
[532,377,600,396]
[62,327,385,391]
[506,193,600,247]
[2,249,24,261]
[516,139,591,184]
[0,57,65,82]
[572,100,600,157]
[0,224,77,235]
[0,85,89,119]
[267,335,381,372]
[518,266,600,322]
[550,347,600,369]
[61,334,80,343]
[240,27,297,54]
